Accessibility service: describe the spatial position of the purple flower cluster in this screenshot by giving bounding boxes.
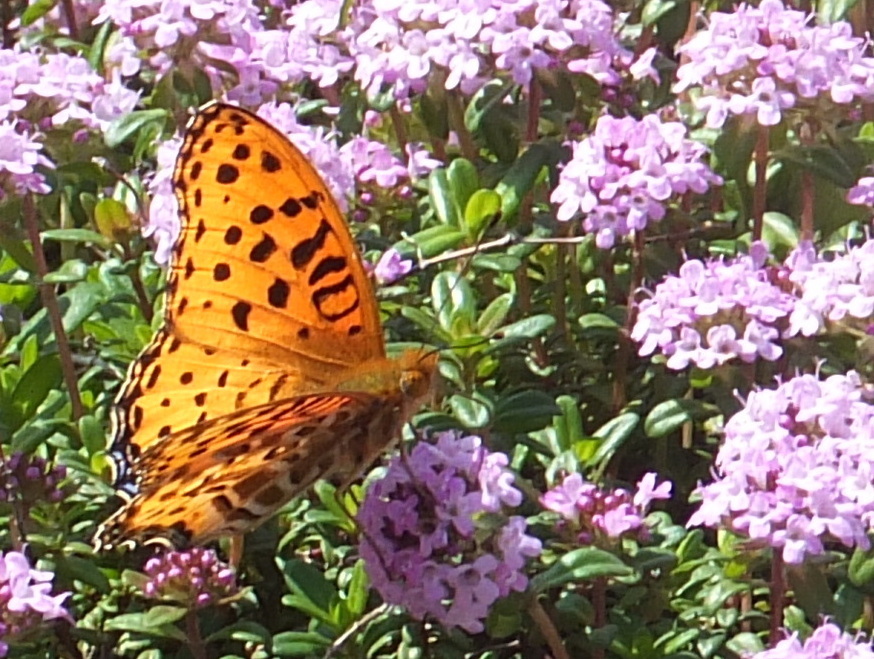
[0,48,138,196]
[632,243,796,370]
[98,0,659,104]
[551,114,722,248]
[0,121,53,196]
[0,550,70,657]
[358,431,541,634]
[0,453,68,506]
[689,371,874,565]
[142,548,237,609]
[675,0,874,128]
[260,0,653,101]
[784,241,874,338]
[0,50,137,130]
[95,0,262,91]
[541,472,671,545]
[751,622,874,658]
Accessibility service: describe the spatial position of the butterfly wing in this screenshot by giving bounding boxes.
[114,102,385,459]
[97,391,404,548]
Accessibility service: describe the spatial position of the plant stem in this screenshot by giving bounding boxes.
[592,576,607,659]
[528,597,570,659]
[185,610,208,659]
[60,0,79,40]
[752,124,769,241]
[389,105,409,157]
[798,120,816,241]
[446,91,477,161]
[769,551,785,646]
[123,245,155,324]
[23,194,85,421]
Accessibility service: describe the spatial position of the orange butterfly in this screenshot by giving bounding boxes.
[95,102,437,550]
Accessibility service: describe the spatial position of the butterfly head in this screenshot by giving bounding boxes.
[399,350,439,400]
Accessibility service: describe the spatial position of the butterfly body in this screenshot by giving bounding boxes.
[95,103,436,550]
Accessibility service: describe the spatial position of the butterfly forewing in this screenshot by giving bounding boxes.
[114,103,384,457]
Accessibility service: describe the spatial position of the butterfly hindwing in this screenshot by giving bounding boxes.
[99,392,396,547]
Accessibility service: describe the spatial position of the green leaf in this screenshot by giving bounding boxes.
[463,189,502,239]
[531,548,633,591]
[280,559,338,627]
[0,229,37,273]
[20,0,55,26]
[420,88,449,139]
[408,225,466,258]
[55,554,110,592]
[12,354,62,423]
[773,143,858,188]
[494,143,558,222]
[642,0,678,25]
[471,252,522,272]
[204,621,271,645]
[477,293,513,336]
[79,414,107,456]
[142,605,188,626]
[449,394,492,428]
[495,313,555,339]
[849,548,874,586]
[482,114,519,164]
[493,390,559,434]
[94,198,133,238]
[586,413,640,469]
[432,272,476,331]
[726,632,765,657]
[817,0,858,22]
[553,395,584,451]
[427,168,459,227]
[345,560,369,619]
[104,609,187,640]
[464,80,513,133]
[578,313,621,331]
[42,228,112,247]
[644,399,718,438]
[447,158,479,218]
[761,211,800,252]
[271,631,332,655]
[104,109,170,149]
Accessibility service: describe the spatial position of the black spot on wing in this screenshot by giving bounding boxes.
[313,275,359,321]
[251,205,273,225]
[268,278,290,308]
[291,219,331,269]
[225,226,242,245]
[232,144,251,160]
[232,301,251,331]
[262,150,281,172]
[250,234,277,263]
[217,164,239,184]
[309,255,347,286]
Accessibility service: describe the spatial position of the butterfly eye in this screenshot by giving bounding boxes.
[400,370,430,398]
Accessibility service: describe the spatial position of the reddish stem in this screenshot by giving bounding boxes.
[23,194,84,421]
[592,576,607,659]
[769,551,785,647]
[752,125,770,241]
[60,0,79,40]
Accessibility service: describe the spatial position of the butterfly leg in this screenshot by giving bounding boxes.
[229,534,244,567]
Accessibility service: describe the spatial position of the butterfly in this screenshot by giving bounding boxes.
[95,102,438,550]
